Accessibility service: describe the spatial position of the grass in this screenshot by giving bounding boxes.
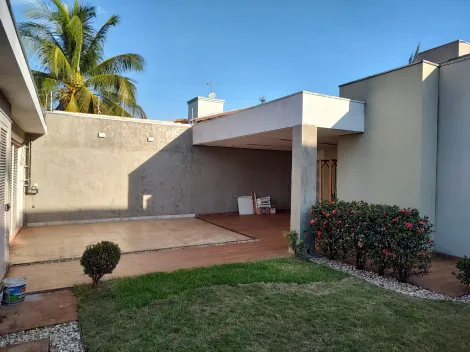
[74,258,470,352]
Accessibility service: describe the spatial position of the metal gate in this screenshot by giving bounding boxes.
[317,159,337,202]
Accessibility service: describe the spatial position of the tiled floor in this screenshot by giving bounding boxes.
[7,214,291,292]
[10,218,251,264]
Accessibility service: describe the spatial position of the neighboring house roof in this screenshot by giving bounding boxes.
[173,118,189,124]
[193,108,251,124]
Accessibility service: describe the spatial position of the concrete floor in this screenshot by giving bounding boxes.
[9,218,251,265]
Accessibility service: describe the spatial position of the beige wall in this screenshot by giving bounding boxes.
[337,62,439,222]
[435,57,470,257]
[458,41,470,57]
[25,113,292,224]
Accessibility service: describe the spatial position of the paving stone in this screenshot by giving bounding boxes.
[0,290,77,335]
[0,338,49,352]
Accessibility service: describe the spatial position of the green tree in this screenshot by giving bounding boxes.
[408,43,421,64]
[20,0,146,118]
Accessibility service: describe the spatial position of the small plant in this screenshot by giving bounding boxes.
[80,241,121,287]
[456,256,470,287]
[283,231,304,257]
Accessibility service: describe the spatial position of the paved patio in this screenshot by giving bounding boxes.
[6,213,468,297]
[7,214,291,292]
[10,218,251,264]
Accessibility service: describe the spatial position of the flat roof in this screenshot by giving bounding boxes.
[47,111,192,128]
[417,39,470,55]
[0,0,46,134]
[339,60,439,87]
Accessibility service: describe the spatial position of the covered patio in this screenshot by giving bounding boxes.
[193,91,365,248]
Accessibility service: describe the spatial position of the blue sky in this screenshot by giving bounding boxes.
[10,0,470,120]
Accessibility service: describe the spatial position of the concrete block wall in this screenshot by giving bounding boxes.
[24,113,292,224]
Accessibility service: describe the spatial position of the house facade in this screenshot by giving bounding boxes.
[0,0,47,277]
[1,0,470,279]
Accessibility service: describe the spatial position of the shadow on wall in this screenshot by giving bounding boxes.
[25,127,292,223]
[128,129,292,217]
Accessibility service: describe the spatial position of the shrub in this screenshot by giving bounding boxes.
[282,231,304,257]
[310,200,435,282]
[80,241,121,286]
[456,256,470,287]
[385,208,434,282]
[310,200,349,260]
[365,204,400,275]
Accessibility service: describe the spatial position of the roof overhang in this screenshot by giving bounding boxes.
[192,91,364,150]
[0,0,47,135]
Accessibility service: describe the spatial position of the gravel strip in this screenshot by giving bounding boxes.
[309,256,470,303]
[0,321,84,352]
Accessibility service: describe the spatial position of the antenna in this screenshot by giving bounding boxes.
[206,82,217,99]
[259,96,266,104]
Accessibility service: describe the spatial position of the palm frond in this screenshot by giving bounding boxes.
[66,15,83,70]
[81,15,119,73]
[90,54,146,75]
[20,0,146,118]
[98,90,146,119]
[32,70,61,109]
[86,74,137,101]
[408,43,421,64]
[75,86,97,113]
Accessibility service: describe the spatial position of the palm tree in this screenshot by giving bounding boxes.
[19,0,147,118]
[408,43,421,64]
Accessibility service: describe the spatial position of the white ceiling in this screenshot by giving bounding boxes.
[201,127,359,151]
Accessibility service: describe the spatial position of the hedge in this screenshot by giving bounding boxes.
[310,200,434,282]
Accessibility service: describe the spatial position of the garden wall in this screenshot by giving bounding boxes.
[24,112,292,224]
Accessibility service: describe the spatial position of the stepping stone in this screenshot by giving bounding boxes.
[0,290,77,335]
[0,338,49,352]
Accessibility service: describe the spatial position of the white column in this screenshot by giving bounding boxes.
[290,124,317,254]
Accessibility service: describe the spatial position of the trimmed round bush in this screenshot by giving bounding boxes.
[80,241,121,286]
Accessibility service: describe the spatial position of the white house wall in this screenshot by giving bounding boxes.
[302,92,364,132]
[0,0,46,134]
[193,92,364,146]
[193,92,303,145]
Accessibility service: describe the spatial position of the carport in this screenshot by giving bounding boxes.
[192,91,365,249]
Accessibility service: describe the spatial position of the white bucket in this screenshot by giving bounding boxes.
[237,196,254,215]
[2,277,27,305]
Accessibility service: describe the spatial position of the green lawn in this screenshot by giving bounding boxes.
[74,258,470,352]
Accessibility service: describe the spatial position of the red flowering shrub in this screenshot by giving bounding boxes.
[385,208,434,282]
[310,201,435,282]
[310,201,348,260]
